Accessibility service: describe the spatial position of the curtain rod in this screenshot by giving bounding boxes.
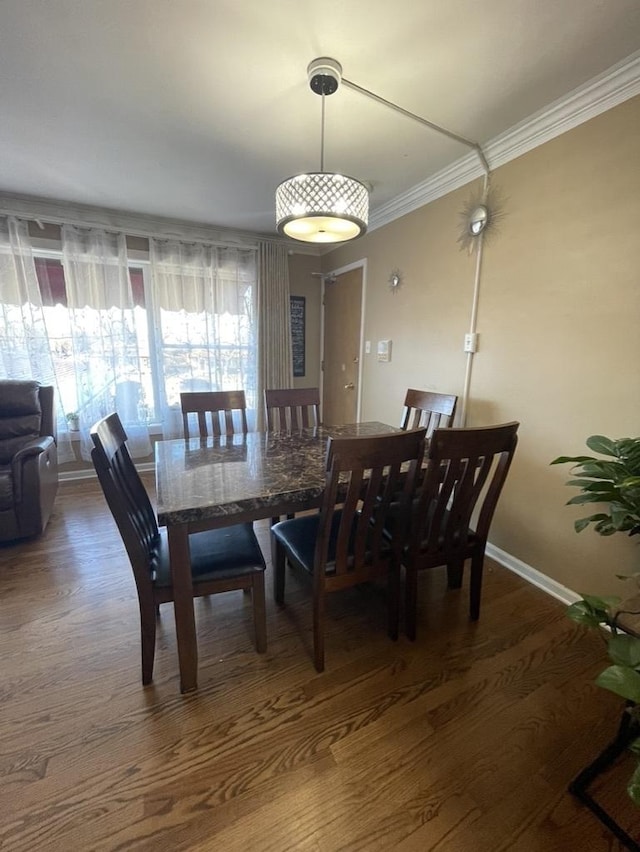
[0,194,298,251]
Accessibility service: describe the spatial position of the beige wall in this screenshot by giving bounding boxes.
[320,95,640,598]
[287,252,322,389]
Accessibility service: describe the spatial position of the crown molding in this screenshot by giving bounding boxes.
[369,50,640,232]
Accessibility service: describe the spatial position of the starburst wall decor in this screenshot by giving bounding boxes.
[457,183,505,254]
[388,269,402,293]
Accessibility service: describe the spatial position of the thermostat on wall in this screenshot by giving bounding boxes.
[377,340,392,362]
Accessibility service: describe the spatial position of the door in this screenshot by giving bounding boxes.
[322,266,363,425]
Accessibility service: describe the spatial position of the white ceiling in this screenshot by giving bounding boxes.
[1,0,639,238]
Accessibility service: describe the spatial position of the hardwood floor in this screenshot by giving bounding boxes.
[1,476,639,850]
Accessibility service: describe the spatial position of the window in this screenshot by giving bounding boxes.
[33,258,155,424]
[29,253,257,431]
[0,219,259,448]
[156,274,256,412]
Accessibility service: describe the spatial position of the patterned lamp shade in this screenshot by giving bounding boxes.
[275,172,369,243]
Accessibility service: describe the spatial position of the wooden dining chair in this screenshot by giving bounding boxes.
[180,390,248,439]
[264,387,321,524]
[271,427,426,672]
[400,389,458,435]
[401,421,519,640]
[264,387,321,431]
[90,412,266,685]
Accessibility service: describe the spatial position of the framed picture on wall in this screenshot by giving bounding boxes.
[290,295,306,378]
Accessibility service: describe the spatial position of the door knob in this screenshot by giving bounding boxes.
[344,383,355,390]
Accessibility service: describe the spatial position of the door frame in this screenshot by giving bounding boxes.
[320,258,367,422]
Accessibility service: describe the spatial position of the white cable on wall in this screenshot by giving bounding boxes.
[459,174,489,426]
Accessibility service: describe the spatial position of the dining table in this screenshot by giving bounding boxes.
[155,420,400,692]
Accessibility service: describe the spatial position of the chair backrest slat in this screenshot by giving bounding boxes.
[400,389,458,436]
[315,428,426,581]
[90,413,159,604]
[265,387,320,431]
[180,390,248,439]
[411,422,519,563]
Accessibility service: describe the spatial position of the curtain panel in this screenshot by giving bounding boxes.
[1,218,289,460]
[59,225,152,459]
[0,217,75,463]
[149,238,258,436]
[256,241,293,430]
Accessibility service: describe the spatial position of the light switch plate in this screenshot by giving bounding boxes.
[377,339,392,362]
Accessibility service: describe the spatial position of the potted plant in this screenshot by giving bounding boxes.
[552,434,640,804]
[66,411,80,431]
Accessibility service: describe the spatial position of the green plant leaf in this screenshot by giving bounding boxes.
[593,523,617,536]
[582,594,619,610]
[595,665,640,703]
[566,479,604,489]
[574,514,612,533]
[567,493,611,506]
[578,461,626,480]
[627,761,640,806]
[566,601,606,627]
[586,435,618,456]
[567,596,619,627]
[550,455,595,465]
[611,504,635,529]
[607,634,640,668]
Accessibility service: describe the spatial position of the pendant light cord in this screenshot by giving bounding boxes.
[341,77,490,175]
[320,93,326,172]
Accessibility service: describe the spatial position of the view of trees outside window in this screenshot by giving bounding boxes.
[28,257,257,429]
[158,292,256,412]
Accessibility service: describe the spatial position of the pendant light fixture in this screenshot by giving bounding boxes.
[275,58,369,244]
[276,57,491,245]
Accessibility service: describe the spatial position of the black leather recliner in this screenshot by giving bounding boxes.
[0,380,58,542]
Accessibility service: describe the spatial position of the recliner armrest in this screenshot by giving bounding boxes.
[11,436,55,502]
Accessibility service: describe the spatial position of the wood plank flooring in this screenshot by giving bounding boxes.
[1,476,639,850]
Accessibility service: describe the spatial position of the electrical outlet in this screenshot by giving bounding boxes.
[464,333,478,353]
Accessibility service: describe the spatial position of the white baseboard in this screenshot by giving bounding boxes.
[485,542,580,607]
[59,462,154,483]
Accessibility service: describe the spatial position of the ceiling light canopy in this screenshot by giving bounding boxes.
[275,58,369,245]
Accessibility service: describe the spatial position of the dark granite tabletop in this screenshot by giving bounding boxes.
[155,421,399,527]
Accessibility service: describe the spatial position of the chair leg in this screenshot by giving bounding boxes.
[469,551,484,620]
[313,588,325,673]
[141,607,157,685]
[387,562,401,641]
[447,560,464,589]
[405,566,418,641]
[272,538,286,604]
[252,573,267,653]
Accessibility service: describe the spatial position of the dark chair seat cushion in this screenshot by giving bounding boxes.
[154,522,265,588]
[272,510,373,576]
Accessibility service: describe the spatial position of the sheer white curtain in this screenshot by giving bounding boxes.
[0,217,74,463]
[149,238,258,437]
[60,225,152,459]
